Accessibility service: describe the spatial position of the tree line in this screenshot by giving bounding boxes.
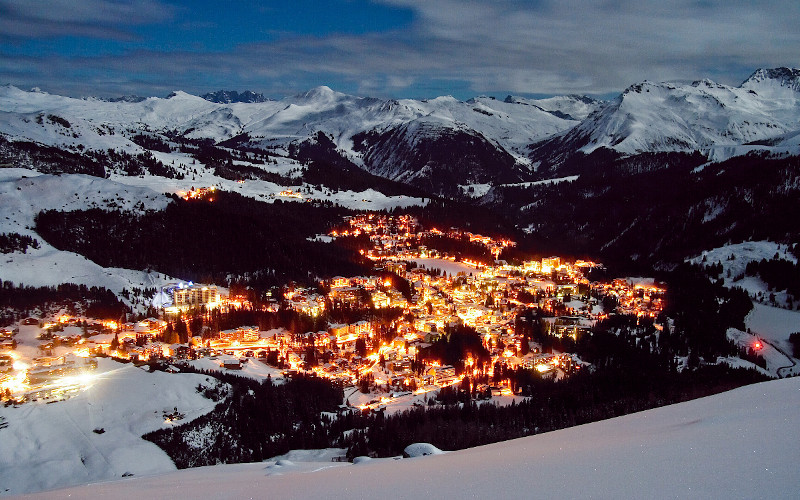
[0,232,40,254]
[34,191,369,290]
[0,281,129,326]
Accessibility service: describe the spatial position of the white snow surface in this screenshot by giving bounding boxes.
[187,355,285,383]
[403,442,445,457]
[16,377,800,499]
[0,84,578,163]
[0,169,180,308]
[688,241,797,306]
[564,69,800,156]
[410,258,481,277]
[503,94,602,121]
[742,304,800,377]
[747,303,800,345]
[0,359,224,496]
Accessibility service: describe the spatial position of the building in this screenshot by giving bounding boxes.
[168,283,221,313]
[428,365,457,384]
[541,257,561,272]
[219,326,259,343]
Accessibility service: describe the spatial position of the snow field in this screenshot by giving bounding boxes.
[17,377,800,500]
[0,359,226,496]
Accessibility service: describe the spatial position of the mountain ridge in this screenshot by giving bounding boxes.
[1,67,799,196]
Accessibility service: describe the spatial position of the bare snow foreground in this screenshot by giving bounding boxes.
[14,377,800,500]
[0,359,223,496]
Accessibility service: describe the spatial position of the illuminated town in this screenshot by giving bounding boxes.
[0,213,665,409]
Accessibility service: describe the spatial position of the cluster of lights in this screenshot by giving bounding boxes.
[178,186,216,201]
[278,189,303,199]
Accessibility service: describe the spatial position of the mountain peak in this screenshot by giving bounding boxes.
[691,78,723,89]
[201,90,270,104]
[104,95,147,103]
[165,90,194,99]
[298,85,342,101]
[741,67,800,92]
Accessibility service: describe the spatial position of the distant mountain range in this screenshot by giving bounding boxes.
[200,90,272,104]
[2,68,799,193]
[530,68,800,175]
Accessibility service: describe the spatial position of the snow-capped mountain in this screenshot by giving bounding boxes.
[2,68,799,194]
[531,67,800,168]
[503,94,602,121]
[0,83,576,160]
[0,83,586,194]
[742,67,800,93]
[201,89,271,104]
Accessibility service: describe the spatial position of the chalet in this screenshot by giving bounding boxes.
[135,318,166,335]
[389,358,411,374]
[169,344,193,360]
[27,357,95,385]
[0,327,18,337]
[32,356,64,367]
[0,354,13,371]
[371,291,390,308]
[330,286,362,304]
[423,331,441,343]
[330,276,350,289]
[428,365,457,385]
[222,359,242,370]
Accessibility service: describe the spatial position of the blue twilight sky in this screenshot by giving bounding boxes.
[1,0,798,100]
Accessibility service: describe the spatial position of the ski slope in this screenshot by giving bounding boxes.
[16,377,800,499]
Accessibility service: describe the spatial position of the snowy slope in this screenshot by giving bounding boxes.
[0,359,225,496]
[0,84,577,161]
[688,242,800,377]
[743,304,800,377]
[503,94,602,121]
[543,68,800,158]
[0,166,425,309]
[0,168,181,308]
[17,377,800,499]
[1,82,578,199]
[688,241,797,310]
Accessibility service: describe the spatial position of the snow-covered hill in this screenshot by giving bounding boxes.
[0,83,576,162]
[0,163,425,314]
[503,94,602,121]
[0,359,225,496]
[0,82,586,194]
[689,241,797,305]
[17,377,800,499]
[534,67,800,162]
[2,68,799,191]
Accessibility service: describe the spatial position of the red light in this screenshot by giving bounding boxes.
[753,341,762,351]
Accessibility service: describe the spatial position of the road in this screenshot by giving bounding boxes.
[760,338,798,378]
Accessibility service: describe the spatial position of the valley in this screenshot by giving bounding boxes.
[1,68,799,497]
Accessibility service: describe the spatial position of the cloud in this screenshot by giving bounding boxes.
[366,0,800,92]
[0,0,174,39]
[1,0,798,98]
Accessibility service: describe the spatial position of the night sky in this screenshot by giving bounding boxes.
[1,0,798,99]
